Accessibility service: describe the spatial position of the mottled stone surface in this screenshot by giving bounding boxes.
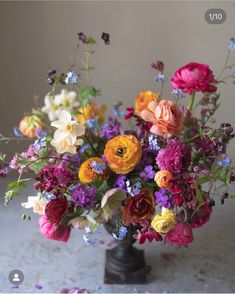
[0,178,235,293]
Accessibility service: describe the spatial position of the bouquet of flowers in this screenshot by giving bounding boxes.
[1,33,235,248]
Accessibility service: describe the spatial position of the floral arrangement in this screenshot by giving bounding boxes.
[1,33,235,248]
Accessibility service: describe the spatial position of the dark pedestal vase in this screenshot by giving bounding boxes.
[103,216,151,284]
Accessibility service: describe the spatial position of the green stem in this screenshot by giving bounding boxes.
[83,135,99,156]
[0,137,33,142]
[188,92,196,111]
[183,207,188,223]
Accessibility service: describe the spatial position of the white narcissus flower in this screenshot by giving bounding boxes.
[42,94,60,121]
[54,89,79,110]
[21,195,47,215]
[51,110,85,154]
[42,89,79,121]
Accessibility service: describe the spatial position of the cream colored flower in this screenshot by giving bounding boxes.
[42,89,79,121]
[51,110,85,154]
[42,94,60,121]
[21,195,47,215]
[54,89,79,110]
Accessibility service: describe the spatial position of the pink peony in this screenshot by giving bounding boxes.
[156,139,191,174]
[171,62,217,94]
[39,216,71,242]
[166,222,193,247]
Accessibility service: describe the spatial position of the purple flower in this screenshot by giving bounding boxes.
[126,180,142,196]
[156,139,191,174]
[71,183,97,208]
[13,127,23,137]
[148,135,160,151]
[100,117,123,139]
[77,32,87,43]
[115,175,127,191]
[140,165,155,181]
[0,163,10,177]
[155,189,173,208]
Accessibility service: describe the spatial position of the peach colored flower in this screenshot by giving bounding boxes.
[135,91,159,116]
[155,170,174,189]
[141,99,184,138]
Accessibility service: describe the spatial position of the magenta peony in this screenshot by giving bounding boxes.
[39,216,71,242]
[171,62,217,94]
[166,222,193,247]
[156,139,191,174]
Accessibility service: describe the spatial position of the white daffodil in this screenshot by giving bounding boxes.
[42,93,60,121]
[21,194,47,215]
[42,89,79,122]
[51,136,83,154]
[54,89,79,111]
[51,110,85,154]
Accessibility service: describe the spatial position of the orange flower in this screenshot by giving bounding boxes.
[135,91,159,116]
[141,99,184,138]
[155,170,174,189]
[78,157,108,184]
[104,135,142,174]
[19,115,44,138]
[75,101,107,125]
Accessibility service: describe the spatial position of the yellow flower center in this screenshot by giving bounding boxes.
[60,139,69,148]
[65,123,73,132]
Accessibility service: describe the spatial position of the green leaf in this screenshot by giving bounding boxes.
[196,175,211,185]
[196,187,203,204]
[30,161,46,173]
[229,193,235,199]
[79,86,101,100]
[5,178,31,205]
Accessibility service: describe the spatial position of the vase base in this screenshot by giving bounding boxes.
[104,248,151,284]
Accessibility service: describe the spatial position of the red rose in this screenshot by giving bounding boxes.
[166,222,193,247]
[123,188,155,226]
[45,197,68,225]
[171,62,217,94]
[190,204,212,228]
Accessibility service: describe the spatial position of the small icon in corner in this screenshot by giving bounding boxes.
[9,269,24,286]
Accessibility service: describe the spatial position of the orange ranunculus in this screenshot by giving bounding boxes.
[19,115,44,138]
[104,135,142,174]
[135,91,159,116]
[155,170,174,189]
[78,157,108,184]
[141,99,184,138]
[75,101,107,125]
[123,188,155,226]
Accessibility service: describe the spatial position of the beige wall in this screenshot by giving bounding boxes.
[1,1,235,162]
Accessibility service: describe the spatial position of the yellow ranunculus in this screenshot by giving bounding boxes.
[151,208,176,233]
[104,135,142,174]
[75,101,107,125]
[135,91,159,116]
[78,157,108,184]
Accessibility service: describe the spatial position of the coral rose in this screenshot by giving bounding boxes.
[39,215,71,242]
[151,207,176,233]
[171,62,217,94]
[78,157,107,184]
[123,188,155,226]
[19,115,44,138]
[135,91,159,116]
[141,100,184,138]
[166,222,193,247]
[45,197,68,225]
[155,170,174,189]
[104,135,142,174]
